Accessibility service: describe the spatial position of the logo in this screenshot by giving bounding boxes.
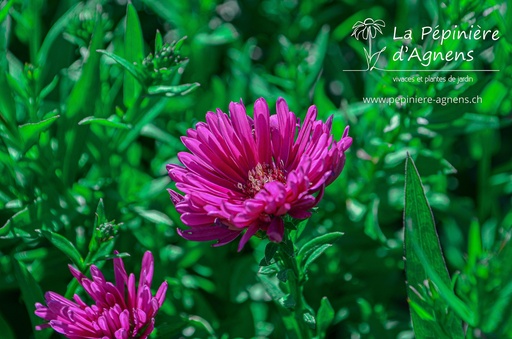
[344,18,501,73]
[350,18,386,71]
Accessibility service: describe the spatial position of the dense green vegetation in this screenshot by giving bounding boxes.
[0,0,510,337]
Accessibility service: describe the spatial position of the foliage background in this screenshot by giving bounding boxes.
[0,0,510,338]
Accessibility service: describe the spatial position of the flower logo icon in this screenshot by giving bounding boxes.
[351,18,386,71]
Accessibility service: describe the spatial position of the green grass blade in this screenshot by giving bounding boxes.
[404,155,465,338]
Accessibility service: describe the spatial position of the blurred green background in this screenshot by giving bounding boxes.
[0,0,511,338]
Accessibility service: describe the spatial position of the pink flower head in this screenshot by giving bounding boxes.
[35,251,168,339]
[167,97,352,251]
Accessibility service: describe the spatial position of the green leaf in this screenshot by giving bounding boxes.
[132,206,173,226]
[277,269,290,283]
[316,297,335,339]
[97,50,147,85]
[40,230,84,271]
[297,232,343,270]
[94,199,106,228]
[78,116,132,130]
[61,20,104,186]
[37,2,84,66]
[0,0,15,23]
[124,2,144,106]
[155,30,163,51]
[279,294,296,309]
[404,155,466,338]
[39,75,59,99]
[19,115,60,152]
[364,196,387,243]
[411,240,475,326]
[0,311,15,339]
[303,312,316,330]
[289,218,309,243]
[118,98,168,152]
[12,259,51,339]
[408,299,435,321]
[195,23,238,45]
[299,25,329,96]
[147,83,200,96]
[260,242,278,266]
[0,200,44,239]
[467,219,482,271]
[90,252,130,264]
[258,265,278,276]
[187,316,216,337]
[89,199,107,253]
[258,274,285,301]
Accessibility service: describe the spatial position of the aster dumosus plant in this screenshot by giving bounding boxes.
[34,251,167,339]
[167,97,352,251]
[167,97,352,337]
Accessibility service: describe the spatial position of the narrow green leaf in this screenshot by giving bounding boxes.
[0,13,18,143]
[195,23,238,45]
[132,206,173,226]
[155,30,163,51]
[316,297,335,339]
[19,115,60,152]
[258,265,278,276]
[0,200,44,239]
[97,50,147,85]
[90,252,130,264]
[37,2,84,66]
[95,199,106,226]
[300,25,329,95]
[364,197,387,242]
[0,312,14,339]
[61,20,104,186]
[481,278,512,332]
[467,218,482,270]
[408,299,435,321]
[187,316,216,337]
[147,83,200,96]
[404,155,465,338]
[79,116,132,130]
[0,0,15,23]
[124,2,144,106]
[411,239,475,325]
[118,98,167,152]
[12,259,51,339]
[302,244,331,271]
[297,232,343,270]
[40,230,84,271]
[39,75,59,99]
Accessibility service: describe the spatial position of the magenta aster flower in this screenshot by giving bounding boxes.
[167,97,352,251]
[35,251,167,339]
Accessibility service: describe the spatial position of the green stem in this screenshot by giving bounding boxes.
[276,235,314,338]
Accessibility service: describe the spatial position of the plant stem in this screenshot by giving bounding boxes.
[276,235,314,338]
